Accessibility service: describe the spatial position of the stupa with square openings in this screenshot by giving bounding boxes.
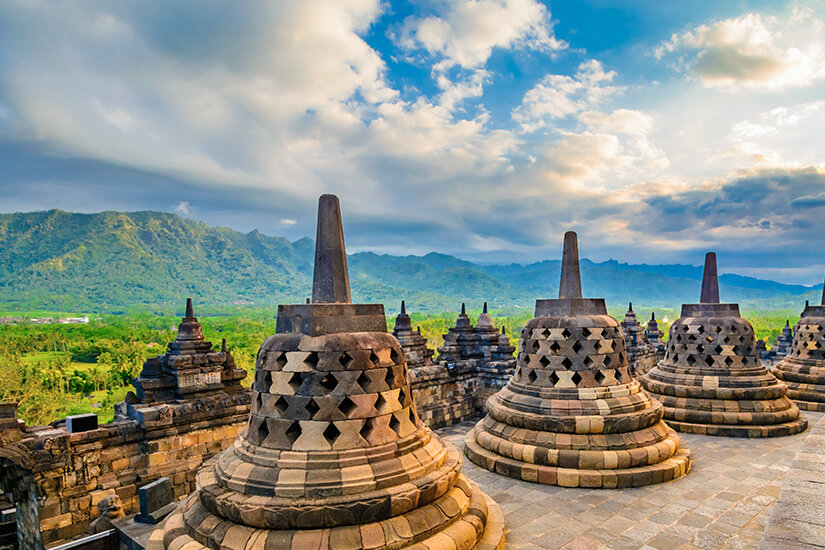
[464,232,691,488]
[640,253,807,437]
[770,277,825,412]
[153,195,505,550]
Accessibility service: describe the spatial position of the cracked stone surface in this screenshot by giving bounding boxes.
[437,411,822,550]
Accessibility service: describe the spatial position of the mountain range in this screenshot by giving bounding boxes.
[0,210,820,314]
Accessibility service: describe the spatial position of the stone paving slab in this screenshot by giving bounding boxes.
[436,411,824,550]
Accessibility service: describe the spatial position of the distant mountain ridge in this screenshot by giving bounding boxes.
[0,209,820,313]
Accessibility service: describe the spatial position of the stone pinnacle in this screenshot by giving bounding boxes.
[651,312,656,321]
[311,194,352,304]
[629,302,633,312]
[185,298,194,318]
[559,231,583,299]
[461,302,466,315]
[221,338,227,352]
[821,272,825,306]
[483,302,488,314]
[401,300,406,314]
[699,252,720,304]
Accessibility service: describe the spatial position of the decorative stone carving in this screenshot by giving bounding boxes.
[771,280,825,412]
[465,232,691,488]
[641,253,807,437]
[89,495,125,534]
[621,303,659,376]
[153,195,504,549]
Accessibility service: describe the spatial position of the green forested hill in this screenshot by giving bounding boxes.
[0,210,819,313]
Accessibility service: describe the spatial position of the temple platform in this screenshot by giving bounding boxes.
[436,411,824,550]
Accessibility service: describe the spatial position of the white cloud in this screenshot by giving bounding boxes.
[174,201,190,215]
[512,60,622,132]
[655,9,825,89]
[279,218,297,226]
[396,0,565,111]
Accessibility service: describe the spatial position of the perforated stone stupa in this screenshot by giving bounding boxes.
[464,232,691,488]
[392,300,434,369]
[771,280,825,412]
[153,195,504,550]
[621,303,659,376]
[641,253,807,437]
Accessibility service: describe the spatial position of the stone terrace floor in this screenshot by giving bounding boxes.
[436,411,825,550]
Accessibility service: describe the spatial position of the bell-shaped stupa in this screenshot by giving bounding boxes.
[154,195,504,549]
[770,277,825,411]
[641,253,807,437]
[464,232,691,488]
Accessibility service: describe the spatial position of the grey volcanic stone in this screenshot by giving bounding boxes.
[700,252,720,304]
[558,231,583,300]
[311,194,351,304]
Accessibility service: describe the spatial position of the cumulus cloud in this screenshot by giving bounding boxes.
[396,0,565,110]
[655,9,825,89]
[279,218,297,226]
[173,201,191,215]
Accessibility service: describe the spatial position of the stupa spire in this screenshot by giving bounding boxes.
[558,231,582,299]
[699,252,720,304]
[628,302,633,312]
[311,194,351,304]
[821,272,825,305]
[185,297,194,318]
[483,301,488,314]
[461,302,466,315]
[401,300,406,314]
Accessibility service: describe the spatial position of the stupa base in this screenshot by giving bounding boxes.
[151,473,504,550]
[464,426,691,489]
[662,416,808,437]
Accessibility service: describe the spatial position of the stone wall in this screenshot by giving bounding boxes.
[0,392,249,548]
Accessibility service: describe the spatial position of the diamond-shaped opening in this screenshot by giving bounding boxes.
[390,348,400,365]
[260,371,272,392]
[255,392,263,412]
[274,352,287,370]
[408,408,416,425]
[531,340,540,353]
[541,329,551,338]
[357,371,371,392]
[339,352,353,368]
[697,325,705,334]
[304,352,319,369]
[339,396,357,417]
[714,345,723,354]
[595,370,605,384]
[604,355,613,366]
[285,421,301,445]
[688,334,697,342]
[274,396,289,415]
[539,355,550,368]
[323,423,340,445]
[288,372,303,392]
[714,326,723,333]
[375,393,387,413]
[723,336,731,344]
[549,371,559,385]
[687,355,696,365]
[256,419,269,445]
[305,398,320,418]
[671,354,679,363]
[705,356,715,366]
[696,344,705,353]
[572,341,583,353]
[320,373,338,392]
[398,388,407,407]
[724,356,734,366]
[581,327,591,337]
[369,350,381,367]
[561,328,571,338]
[583,356,593,367]
[738,336,745,343]
[360,419,373,442]
[527,369,538,383]
[549,341,561,352]
[571,372,582,385]
[389,414,401,435]
[385,367,396,388]
[562,357,573,368]
[676,335,683,343]
[730,325,738,333]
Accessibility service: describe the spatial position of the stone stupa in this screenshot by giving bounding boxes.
[152,195,504,549]
[641,253,807,437]
[464,232,691,488]
[392,300,434,369]
[771,279,825,411]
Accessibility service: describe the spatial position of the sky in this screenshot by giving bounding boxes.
[1,1,824,284]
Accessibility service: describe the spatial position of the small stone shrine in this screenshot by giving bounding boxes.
[391,300,434,369]
[771,281,825,411]
[641,253,807,437]
[772,320,794,358]
[645,312,665,353]
[153,195,505,549]
[130,299,246,405]
[465,232,691,488]
[621,303,659,376]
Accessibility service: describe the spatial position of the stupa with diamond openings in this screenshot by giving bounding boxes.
[152,195,504,550]
[770,277,825,412]
[464,232,691,488]
[641,253,807,437]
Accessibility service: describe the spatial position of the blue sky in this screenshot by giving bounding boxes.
[1,1,824,283]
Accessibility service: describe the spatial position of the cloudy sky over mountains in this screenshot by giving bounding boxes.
[1,1,824,283]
